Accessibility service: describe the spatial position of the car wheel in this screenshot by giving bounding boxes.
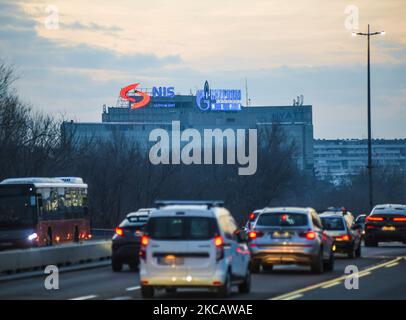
[324,250,334,272]
[355,242,362,258]
[365,239,378,247]
[262,265,273,273]
[129,261,139,271]
[217,271,232,298]
[311,250,324,274]
[112,259,123,272]
[347,245,356,259]
[238,270,251,294]
[250,262,260,274]
[141,285,154,299]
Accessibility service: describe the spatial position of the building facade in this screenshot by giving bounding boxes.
[314,139,406,183]
[62,90,314,172]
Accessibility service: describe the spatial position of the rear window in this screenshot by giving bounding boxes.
[256,213,308,227]
[321,217,345,231]
[147,217,218,240]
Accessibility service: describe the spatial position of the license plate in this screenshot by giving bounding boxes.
[382,226,396,231]
[158,255,184,266]
[272,231,291,239]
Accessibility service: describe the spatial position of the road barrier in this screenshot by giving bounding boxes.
[0,240,111,274]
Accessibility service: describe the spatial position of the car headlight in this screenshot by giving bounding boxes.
[27,233,38,241]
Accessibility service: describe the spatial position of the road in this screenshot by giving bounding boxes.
[0,243,405,300]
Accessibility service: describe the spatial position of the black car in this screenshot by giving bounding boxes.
[111,208,155,272]
[365,204,406,247]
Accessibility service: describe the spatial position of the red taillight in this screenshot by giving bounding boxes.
[305,231,316,240]
[366,216,384,222]
[115,227,124,236]
[214,235,224,261]
[141,235,149,246]
[214,235,223,247]
[335,234,350,241]
[366,225,376,229]
[249,212,255,220]
[248,230,263,239]
[393,217,406,222]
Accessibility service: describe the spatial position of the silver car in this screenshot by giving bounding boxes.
[248,207,334,274]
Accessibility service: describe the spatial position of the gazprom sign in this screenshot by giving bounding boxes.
[196,81,241,111]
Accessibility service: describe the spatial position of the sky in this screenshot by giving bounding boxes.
[0,0,405,139]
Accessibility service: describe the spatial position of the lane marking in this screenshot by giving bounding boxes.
[270,257,402,300]
[283,294,303,300]
[69,294,98,300]
[126,286,141,292]
[322,281,340,289]
[358,271,371,278]
[385,262,399,268]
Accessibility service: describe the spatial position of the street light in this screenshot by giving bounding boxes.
[352,24,385,211]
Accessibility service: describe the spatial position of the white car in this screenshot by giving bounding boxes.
[139,201,251,298]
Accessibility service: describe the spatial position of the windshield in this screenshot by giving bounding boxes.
[256,213,308,227]
[321,216,345,231]
[147,216,217,240]
[0,195,35,228]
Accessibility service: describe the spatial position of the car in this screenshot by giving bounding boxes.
[139,200,251,299]
[355,214,367,239]
[248,207,334,274]
[111,208,156,272]
[320,212,362,258]
[364,204,406,247]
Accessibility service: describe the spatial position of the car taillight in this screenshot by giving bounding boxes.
[214,235,224,261]
[141,235,149,246]
[393,217,406,222]
[249,212,255,220]
[115,227,124,236]
[335,234,350,241]
[305,231,316,240]
[366,216,384,222]
[248,230,263,239]
[140,235,149,261]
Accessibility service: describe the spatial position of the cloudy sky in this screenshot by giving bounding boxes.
[1,0,405,138]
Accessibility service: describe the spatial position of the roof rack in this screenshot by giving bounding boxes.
[154,200,224,208]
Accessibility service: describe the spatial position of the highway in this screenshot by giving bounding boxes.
[0,243,405,300]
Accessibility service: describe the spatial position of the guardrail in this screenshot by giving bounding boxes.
[0,240,112,274]
[91,228,115,239]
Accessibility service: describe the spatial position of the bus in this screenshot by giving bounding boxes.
[0,177,91,250]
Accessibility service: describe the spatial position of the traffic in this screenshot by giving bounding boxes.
[1,177,406,300]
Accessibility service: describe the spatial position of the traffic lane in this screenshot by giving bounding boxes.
[150,255,388,300]
[0,265,140,300]
[291,258,406,300]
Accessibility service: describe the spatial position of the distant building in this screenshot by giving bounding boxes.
[314,139,406,184]
[62,85,314,172]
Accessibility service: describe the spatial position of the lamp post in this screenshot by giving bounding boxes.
[352,25,385,211]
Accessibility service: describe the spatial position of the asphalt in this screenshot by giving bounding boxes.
[0,243,405,300]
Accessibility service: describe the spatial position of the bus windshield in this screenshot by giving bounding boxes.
[0,195,34,228]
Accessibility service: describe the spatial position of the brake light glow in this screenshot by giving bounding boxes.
[249,212,255,220]
[248,231,264,239]
[305,231,316,240]
[214,235,223,247]
[393,217,406,222]
[335,234,350,241]
[366,216,384,222]
[115,227,124,236]
[141,235,149,246]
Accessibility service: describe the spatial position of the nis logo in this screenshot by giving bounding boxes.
[120,83,175,109]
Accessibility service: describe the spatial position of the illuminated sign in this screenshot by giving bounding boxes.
[120,83,150,110]
[119,83,175,109]
[196,81,241,111]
